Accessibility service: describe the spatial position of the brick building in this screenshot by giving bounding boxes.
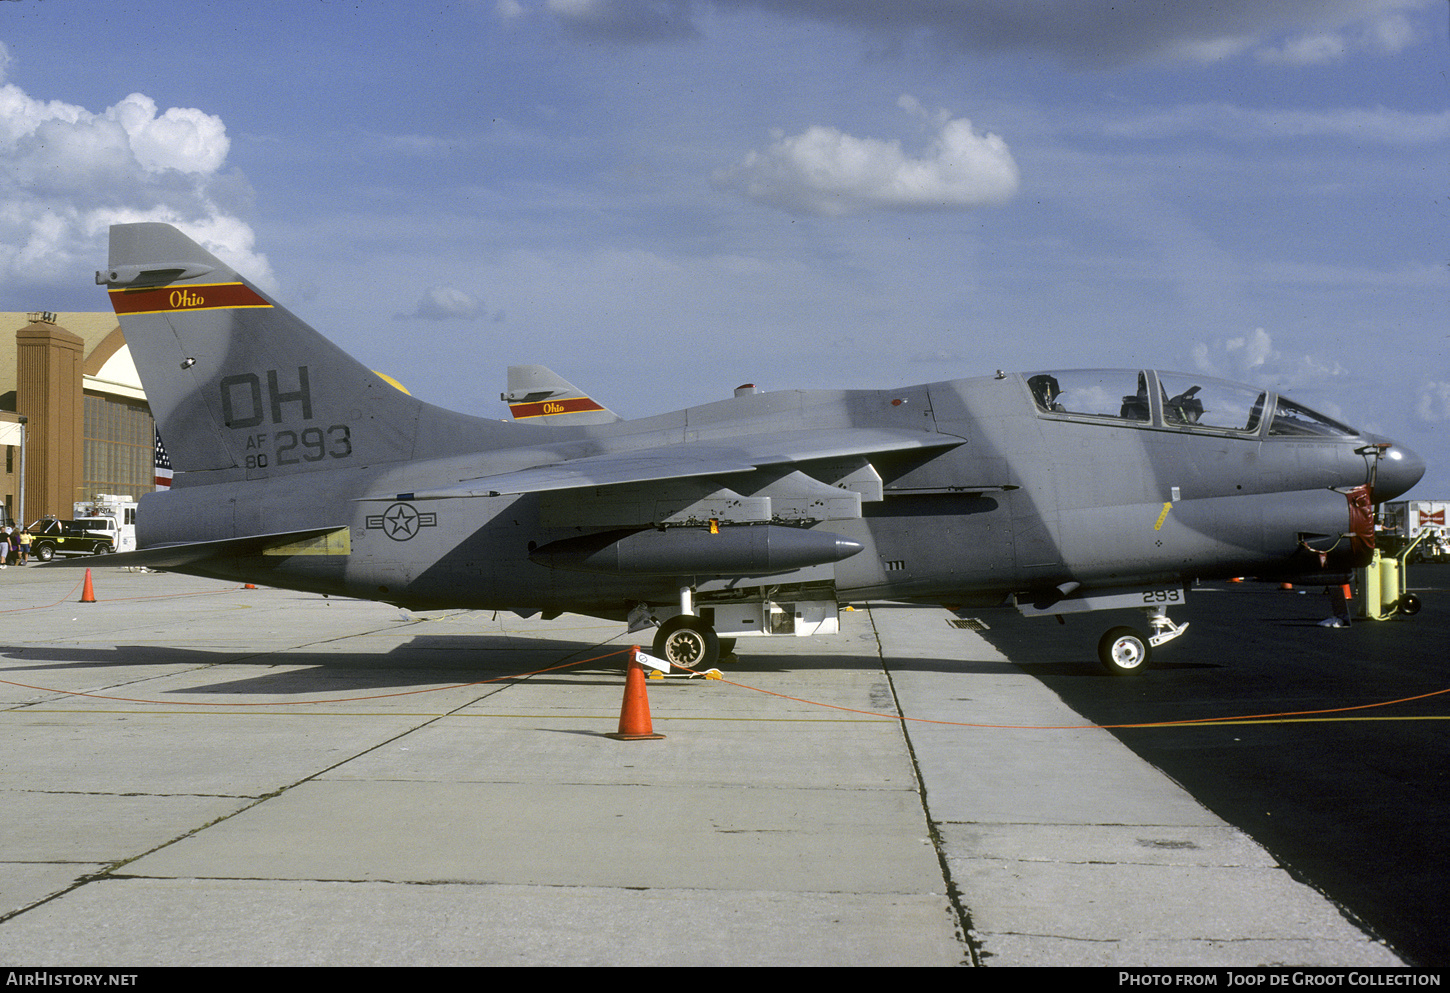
[1,312,152,525]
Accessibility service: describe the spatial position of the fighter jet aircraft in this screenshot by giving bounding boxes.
[88,223,1424,674]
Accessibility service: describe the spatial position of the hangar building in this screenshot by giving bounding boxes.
[0,311,153,527]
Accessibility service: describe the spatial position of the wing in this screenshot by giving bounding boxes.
[379,427,964,500]
[40,527,350,570]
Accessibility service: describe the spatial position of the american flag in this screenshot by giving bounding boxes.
[154,429,172,489]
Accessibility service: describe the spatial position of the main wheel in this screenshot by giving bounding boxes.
[35,543,54,562]
[1098,626,1151,675]
[652,615,720,669]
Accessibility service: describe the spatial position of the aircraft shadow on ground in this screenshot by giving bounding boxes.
[0,634,634,695]
[1003,658,1229,677]
[2,634,1044,696]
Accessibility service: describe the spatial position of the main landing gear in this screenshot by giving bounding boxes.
[1096,605,1189,676]
[646,585,730,670]
[653,614,721,669]
[640,586,759,670]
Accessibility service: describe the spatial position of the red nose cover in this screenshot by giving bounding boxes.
[1346,484,1374,567]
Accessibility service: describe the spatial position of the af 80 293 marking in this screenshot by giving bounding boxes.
[242,426,353,469]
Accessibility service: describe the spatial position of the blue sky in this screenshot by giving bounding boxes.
[3,0,1447,492]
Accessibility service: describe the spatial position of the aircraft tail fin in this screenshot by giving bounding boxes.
[503,365,621,425]
[99,223,506,484]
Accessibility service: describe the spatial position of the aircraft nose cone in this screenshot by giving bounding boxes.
[1372,439,1425,502]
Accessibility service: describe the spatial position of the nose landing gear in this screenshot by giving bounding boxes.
[1097,606,1188,675]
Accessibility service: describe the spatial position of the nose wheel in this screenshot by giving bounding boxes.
[1097,606,1188,675]
[1099,626,1151,674]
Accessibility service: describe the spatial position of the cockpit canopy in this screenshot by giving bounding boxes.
[1025,369,1356,438]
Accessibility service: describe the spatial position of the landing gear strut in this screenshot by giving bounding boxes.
[648,584,721,668]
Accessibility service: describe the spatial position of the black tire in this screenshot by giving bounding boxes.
[717,637,737,658]
[652,615,720,670]
[1398,594,1422,616]
[1098,626,1151,675]
[35,543,54,562]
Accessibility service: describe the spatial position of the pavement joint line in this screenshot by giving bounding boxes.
[2,573,1425,965]
[0,663,495,928]
[868,604,982,967]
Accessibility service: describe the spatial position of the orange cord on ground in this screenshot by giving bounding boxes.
[663,660,1450,731]
[3,582,1445,728]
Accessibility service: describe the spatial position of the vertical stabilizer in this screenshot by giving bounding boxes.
[99,223,505,483]
[503,364,621,425]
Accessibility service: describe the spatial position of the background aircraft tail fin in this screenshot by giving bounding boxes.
[503,364,622,425]
[100,223,508,483]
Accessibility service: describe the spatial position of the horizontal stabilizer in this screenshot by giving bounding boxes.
[369,428,964,500]
[40,527,350,570]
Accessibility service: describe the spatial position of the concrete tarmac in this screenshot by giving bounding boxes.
[0,567,1404,967]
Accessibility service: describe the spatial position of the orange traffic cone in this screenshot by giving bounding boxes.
[606,648,665,741]
[80,568,96,603]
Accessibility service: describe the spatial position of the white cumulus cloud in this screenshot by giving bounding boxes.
[0,45,269,295]
[1191,327,1348,391]
[1256,9,1420,65]
[1414,381,1450,424]
[713,97,1019,217]
[399,285,490,321]
[108,93,230,175]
